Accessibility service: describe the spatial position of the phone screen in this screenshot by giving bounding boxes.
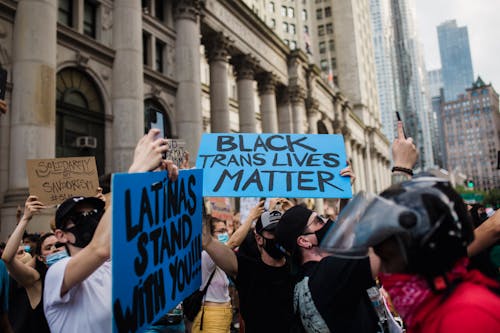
[0,68,7,100]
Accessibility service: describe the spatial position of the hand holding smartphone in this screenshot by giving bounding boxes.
[395,111,406,139]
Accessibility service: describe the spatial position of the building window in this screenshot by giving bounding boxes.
[83,1,97,38]
[283,22,289,33]
[288,7,295,18]
[325,6,332,17]
[155,0,165,21]
[320,59,328,71]
[290,24,296,34]
[330,57,337,69]
[143,32,151,66]
[155,40,165,73]
[326,23,333,34]
[56,68,105,176]
[304,25,309,34]
[269,18,276,29]
[284,39,290,46]
[316,8,322,20]
[319,41,326,54]
[290,40,297,50]
[58,0,73,27]
[329,39,335,51]
[301,9,307,20]
[318,25,325,36]
[142,0,151,14]
[268,2,275,13]
[281,6,287,16]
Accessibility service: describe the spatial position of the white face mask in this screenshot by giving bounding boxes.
[217,232,229,244]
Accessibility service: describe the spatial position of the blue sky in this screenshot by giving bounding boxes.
[415,0,500,90]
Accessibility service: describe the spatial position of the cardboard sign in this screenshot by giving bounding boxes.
[164,139,186,168]
[26,157,99,205]
[196,133,352,198]
[112,169,203,333]
[239,197,261,224]
[206,197,233,221]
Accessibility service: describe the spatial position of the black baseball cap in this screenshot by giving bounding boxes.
[275,205,313,256]
[55,196,105,229]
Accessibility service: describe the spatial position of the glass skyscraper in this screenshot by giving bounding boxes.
[437,20,474,102]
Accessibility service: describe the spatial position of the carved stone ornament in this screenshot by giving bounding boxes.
[75,52,90,68]
[174,0,203,22]
[257,72,277,95]
[231,54,259,81]
[203,32,233,63]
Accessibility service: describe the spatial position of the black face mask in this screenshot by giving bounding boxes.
[314,219,335,246]
[63,209,104,248]
[262,236,285,260]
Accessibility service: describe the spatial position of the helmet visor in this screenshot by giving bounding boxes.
[319,192,420,258]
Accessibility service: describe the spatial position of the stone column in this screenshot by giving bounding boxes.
[258,72,278,133]
[290,86,307,134]
[2,0,57,239]
[277,88,292,133]
[112,0,144,171]
[232,55,259,133]
[204,32,232,133]
[8,0,57,193]
[364,128,375,193]
[174,0,203,158]
[306,97,320,134]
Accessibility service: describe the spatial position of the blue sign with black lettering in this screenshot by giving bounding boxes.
[196,133,352,198]
[111,169,203,333]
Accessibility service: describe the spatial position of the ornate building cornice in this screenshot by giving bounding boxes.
[174,0,203,22]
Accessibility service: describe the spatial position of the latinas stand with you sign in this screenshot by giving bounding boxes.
[26,156,100,205]
[196,133,352,198]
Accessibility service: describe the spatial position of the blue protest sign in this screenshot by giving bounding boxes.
[196,133,352,198]
[112,169,203,333]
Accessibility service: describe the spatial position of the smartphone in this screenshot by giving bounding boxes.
[395,111,406,138]
[0,68,7,100]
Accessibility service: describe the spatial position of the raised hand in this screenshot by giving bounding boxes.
[22,195,45,221]
[392,121,418,169]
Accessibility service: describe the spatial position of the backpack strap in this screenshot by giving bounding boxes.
[294,276,330,332]
[199,268,217,331]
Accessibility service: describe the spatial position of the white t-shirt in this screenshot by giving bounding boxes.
[201,251,230,303]
[44,257,112,333]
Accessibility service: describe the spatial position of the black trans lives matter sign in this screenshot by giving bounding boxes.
[196,133,352,198]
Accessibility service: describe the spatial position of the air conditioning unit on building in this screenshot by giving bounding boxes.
[75,136,97,149]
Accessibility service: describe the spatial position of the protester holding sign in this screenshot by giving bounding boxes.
[188,216,233,333]
[1,195,65,333]
[43,128,179,333]
[203,206,293,333]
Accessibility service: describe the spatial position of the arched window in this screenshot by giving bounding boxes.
[56,68,105,175]
[144,98,171,138]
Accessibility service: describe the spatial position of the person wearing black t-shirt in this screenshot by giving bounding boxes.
[202,209,294,333]
[275,205,381,333]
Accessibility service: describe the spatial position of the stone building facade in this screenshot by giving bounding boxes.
[0,0,390,239]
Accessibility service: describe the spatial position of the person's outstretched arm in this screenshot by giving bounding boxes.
[203,220,239,279]
[226,201,264,249]
[60,128,179,296]
[468,210,500,257]
[1,196,44,287]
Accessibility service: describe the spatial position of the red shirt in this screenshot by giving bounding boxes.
[409,271,500,333]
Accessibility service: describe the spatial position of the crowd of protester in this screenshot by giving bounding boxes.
[0,101,499,333]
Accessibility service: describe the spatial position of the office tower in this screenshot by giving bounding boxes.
[442,77,500,190]
[390,0,434,169]
[437,20,474,102]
